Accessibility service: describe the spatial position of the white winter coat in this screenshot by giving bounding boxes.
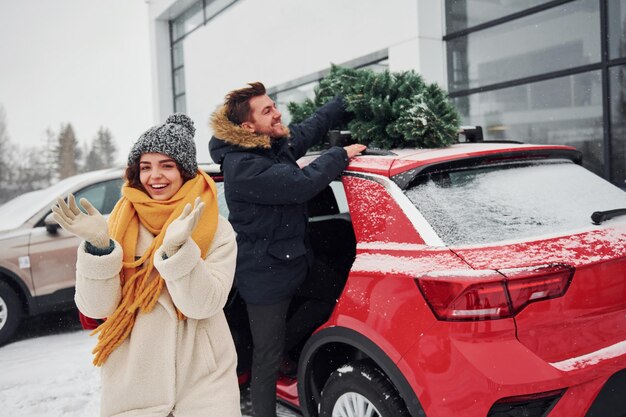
[75,215,241,417]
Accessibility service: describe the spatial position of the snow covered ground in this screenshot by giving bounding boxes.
[0,311,299,417]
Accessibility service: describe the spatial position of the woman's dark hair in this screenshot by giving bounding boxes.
[124,159,195,192]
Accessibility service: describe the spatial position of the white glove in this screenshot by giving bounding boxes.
[162,197,205,257]
[51,194,110,249]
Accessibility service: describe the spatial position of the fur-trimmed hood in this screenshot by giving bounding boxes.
[210,105,290,147]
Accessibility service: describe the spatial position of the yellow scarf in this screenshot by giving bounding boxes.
[90,170,218,366]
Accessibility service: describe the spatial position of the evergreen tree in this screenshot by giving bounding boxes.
[95,127,117,168]
[84,143,104,172]
[83,127,117,172]
[56,123,80,179]
[288,65,460,148]
[80,139,94,173]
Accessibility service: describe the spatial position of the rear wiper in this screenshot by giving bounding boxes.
[591,209,626,225]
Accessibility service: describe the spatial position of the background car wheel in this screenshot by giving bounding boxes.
[0,281,22,346]
[319,361,410,417]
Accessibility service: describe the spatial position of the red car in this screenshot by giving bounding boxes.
[224,139,626,417]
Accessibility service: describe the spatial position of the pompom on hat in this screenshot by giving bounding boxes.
[128,113,198,177]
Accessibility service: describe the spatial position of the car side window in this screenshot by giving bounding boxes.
[214,182,229,218]
[308,181,349,218]
[74,178,124,215]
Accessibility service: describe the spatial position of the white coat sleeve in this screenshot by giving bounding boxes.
[74,241,123,319]
[154,215,237,320]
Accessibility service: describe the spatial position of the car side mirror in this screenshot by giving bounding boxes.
[44,212,60,234]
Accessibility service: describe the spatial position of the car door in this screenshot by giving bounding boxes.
[27,178,123,309]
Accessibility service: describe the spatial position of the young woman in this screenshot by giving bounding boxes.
[52,114,241,417]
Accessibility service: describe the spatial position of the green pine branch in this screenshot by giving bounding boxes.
[287,65,459,149]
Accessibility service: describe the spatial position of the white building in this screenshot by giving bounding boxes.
[146,0,626,186]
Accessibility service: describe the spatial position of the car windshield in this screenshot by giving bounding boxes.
[0,171,109,232]
[404,160,626,246]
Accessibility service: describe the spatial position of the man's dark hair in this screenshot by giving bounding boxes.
[224,82,266,125]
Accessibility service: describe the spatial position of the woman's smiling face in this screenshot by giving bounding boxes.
[139,152,183,201]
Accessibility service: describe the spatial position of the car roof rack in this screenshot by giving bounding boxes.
[458,126,484,142]
[362,148,396,156]
[458,126,524,144]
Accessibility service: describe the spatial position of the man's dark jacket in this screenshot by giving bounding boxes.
[209,97,349,304]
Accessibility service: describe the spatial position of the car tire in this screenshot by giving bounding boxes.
[319,361,410,417]
[0,281,22,346]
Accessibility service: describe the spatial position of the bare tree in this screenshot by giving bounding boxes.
[0,106,10,182]
[0,106,17,203]
[43,127,58,183]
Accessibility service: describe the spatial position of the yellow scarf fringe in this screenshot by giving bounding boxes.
[90,170,218,366]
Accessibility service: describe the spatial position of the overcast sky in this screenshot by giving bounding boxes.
[0,0,154,165]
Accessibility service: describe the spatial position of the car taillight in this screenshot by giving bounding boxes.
[502,264,574,314]
[416,264,574,321]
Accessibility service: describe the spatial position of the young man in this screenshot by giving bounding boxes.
[209,82,365,417]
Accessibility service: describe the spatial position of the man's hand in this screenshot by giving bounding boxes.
[51,194,110,249]
[344,144,367,158]
[162,197,205,257]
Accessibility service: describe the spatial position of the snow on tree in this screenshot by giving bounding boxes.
[287,65,460,149]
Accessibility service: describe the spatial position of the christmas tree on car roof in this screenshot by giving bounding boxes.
[287,65,460,149]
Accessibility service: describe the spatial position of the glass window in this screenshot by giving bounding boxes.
[609,65,626,186]
[175,94,187,113]
[74,179,123,215]
[172,42,184,69]
[214,182,229,218]
[447,0,600,92]
[445,0,554,33]
[361,58,389,73]
[454,70,604,176]
[608,0,626,59]
[205,0,236,21]
[173,68,186,95]
[405,161,626,246]
[171,1,204,42]
[273,59,389,125]
[274,81,317,126]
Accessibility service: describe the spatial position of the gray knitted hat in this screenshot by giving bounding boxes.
[128,113,198,177]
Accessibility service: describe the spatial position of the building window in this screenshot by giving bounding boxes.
[608,0,626,59]
[447,0,600,93]
[455,71,604,176]
[171,1,204,42]
[445,0,626,184]
[608,1,626,184]
[168,0,238,113]
[445,0,555,34]
[269,54,389,126]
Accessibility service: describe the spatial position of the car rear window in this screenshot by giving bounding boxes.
[404,160,626,246]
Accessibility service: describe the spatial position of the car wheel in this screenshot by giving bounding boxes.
[0,281,22,346]
[319,361,410,417]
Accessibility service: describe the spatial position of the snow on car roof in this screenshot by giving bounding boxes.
[344,142,578,177]
[0,168,123,232]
